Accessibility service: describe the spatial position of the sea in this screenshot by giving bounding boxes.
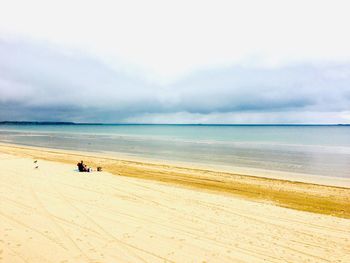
[0,124,349,178]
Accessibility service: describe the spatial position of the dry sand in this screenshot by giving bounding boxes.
[1,150,350,262]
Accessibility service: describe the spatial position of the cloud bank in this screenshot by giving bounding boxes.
[1,0,350,123]
[1,38,350,123]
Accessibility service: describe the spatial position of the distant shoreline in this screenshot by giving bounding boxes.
[0,121,349,126]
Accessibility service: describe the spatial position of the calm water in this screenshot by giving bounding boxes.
[0,124,349,178]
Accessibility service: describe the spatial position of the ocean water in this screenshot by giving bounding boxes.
[0,124,349,178]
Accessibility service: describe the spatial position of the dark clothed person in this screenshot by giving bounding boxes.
[77,161,89,172]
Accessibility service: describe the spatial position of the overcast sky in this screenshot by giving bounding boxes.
[1,0,350,123]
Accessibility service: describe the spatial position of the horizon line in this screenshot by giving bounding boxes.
[0,121,349,126]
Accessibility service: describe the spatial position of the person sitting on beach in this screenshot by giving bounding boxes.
[77,160,90,172]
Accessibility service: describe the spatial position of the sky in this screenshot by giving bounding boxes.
[0,0,350,124]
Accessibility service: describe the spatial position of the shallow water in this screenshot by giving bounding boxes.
[0,124,349,178]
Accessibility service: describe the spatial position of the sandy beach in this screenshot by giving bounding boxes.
[1,144,350,262]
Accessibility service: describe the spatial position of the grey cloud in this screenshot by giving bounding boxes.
[165,65,350,114]
[1,38,350,122]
